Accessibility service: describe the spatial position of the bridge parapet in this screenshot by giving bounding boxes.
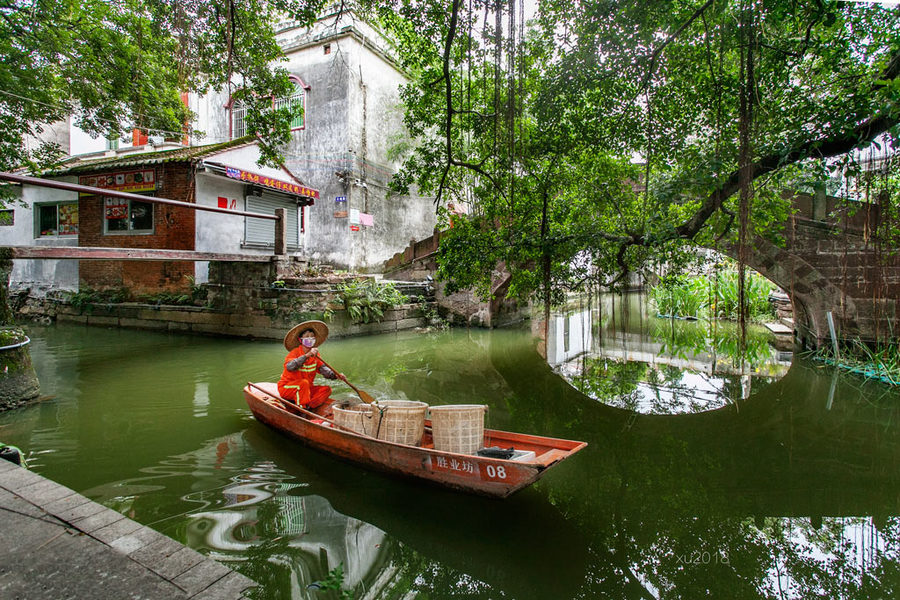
[788,191,882,233]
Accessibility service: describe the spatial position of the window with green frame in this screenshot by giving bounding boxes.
[231,78,307,140]
[35,202,78,237]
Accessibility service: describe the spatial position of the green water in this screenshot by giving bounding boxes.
[2,303,900,599]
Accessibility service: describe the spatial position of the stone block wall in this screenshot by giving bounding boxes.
[14,258,433,341]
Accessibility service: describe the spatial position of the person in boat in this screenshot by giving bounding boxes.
[278,320,342,411]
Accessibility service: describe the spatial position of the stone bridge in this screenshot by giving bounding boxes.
[385,192,900,348]
[724,191,900,348]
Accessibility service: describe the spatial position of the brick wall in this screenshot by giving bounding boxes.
[78,163,197,295]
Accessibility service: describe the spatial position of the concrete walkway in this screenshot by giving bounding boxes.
[0,458,256,599]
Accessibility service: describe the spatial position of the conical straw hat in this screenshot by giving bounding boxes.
[284,320,329,351]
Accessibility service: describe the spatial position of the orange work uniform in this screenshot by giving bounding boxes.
[277,348,332,408]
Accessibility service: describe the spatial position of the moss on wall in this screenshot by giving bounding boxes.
[0,326,41,411]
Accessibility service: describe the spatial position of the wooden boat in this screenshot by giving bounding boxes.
[243,382,587,498]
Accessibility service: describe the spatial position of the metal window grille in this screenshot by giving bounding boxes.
[231,102,247,139]
[275,87,305,129]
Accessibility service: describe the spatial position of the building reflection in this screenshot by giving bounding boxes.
[543,295,792,412]
[185,474,390,599]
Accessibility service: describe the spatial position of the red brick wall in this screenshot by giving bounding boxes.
[78,163,197,295]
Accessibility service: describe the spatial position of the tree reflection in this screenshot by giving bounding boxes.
[488,336,900,599]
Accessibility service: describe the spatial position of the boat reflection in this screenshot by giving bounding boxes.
[241,424,590,600]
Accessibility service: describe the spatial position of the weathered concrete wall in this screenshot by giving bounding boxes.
[1,255,41,410]
[193,170,275,284]
[22,301,429,341]
[7,178,80,296]
[193,10,437,271]
[0,329,41,411]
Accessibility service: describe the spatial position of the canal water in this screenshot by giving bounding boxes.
[2,294,899,599]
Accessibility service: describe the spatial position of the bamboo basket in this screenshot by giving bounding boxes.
[429,404,488,455]
[332,402,382,437]
[371,400,428,446]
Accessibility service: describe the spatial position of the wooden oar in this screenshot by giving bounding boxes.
[317,357,376,404]
[246,382,361,434]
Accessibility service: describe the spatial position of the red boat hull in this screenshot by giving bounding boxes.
[243,382,587,498]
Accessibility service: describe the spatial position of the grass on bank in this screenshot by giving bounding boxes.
[649,267,777,322]
[809,339,900,386]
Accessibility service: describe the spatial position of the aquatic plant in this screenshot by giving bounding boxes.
[649,266,776,322]
[649,275,708,318]
[810,339,900,385]
[338,279,408,324]
[67,287,131,311]
[710,269,775,322]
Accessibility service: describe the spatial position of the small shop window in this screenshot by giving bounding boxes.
[104,196,154,234]
[0,209,13,226]
[35,202,78,237]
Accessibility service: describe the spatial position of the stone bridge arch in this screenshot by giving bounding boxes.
[383,192,900,347]
[711,192,898,348]
[713,233,857,350]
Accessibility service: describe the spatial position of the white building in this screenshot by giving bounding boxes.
[3,6,436,295]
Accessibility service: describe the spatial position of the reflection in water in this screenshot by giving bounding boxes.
[2,321,900,598]
[547,293,791,413]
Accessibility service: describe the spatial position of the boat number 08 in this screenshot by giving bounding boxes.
[485,465,507,479]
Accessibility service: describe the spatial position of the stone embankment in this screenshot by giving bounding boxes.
[13,260,438,341]
[0,458,254,599]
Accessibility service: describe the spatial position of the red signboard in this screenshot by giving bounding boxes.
[79,169,156,194]
[225,167,319,200]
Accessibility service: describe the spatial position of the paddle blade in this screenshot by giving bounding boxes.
[356,388,376,404]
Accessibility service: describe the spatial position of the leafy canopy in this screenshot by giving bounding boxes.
[377,0,900,305]
[0,0,330,177]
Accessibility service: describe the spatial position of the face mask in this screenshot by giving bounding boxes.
[301,338,315,348]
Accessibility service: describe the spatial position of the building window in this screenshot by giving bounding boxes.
[0,209,13,226]
[35,202,78,237]
[229,78,307,140]
[230,101,247,139]
[276,82,306,130]
[104,196,154,234]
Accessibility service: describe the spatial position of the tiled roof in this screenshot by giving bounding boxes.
[47,137,257,175]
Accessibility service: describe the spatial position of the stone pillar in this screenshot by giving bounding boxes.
[0,250,14,326]
[274,208,287,256]
[0,252,41,411]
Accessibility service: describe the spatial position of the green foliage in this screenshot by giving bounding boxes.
[337,279,408,324]
[649,275,709,319]
[0,327,27,347]
[67,287,130,311]
[136,291,192,306]
[0,0,329,186]
[649,266,777,322]
[187,277,208,305]
[710,269,776,322]
[810,339,900,385]
[313,563,355,600]
[382,0,900,310]
[420,302,449,330]
[651,318,779,369]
